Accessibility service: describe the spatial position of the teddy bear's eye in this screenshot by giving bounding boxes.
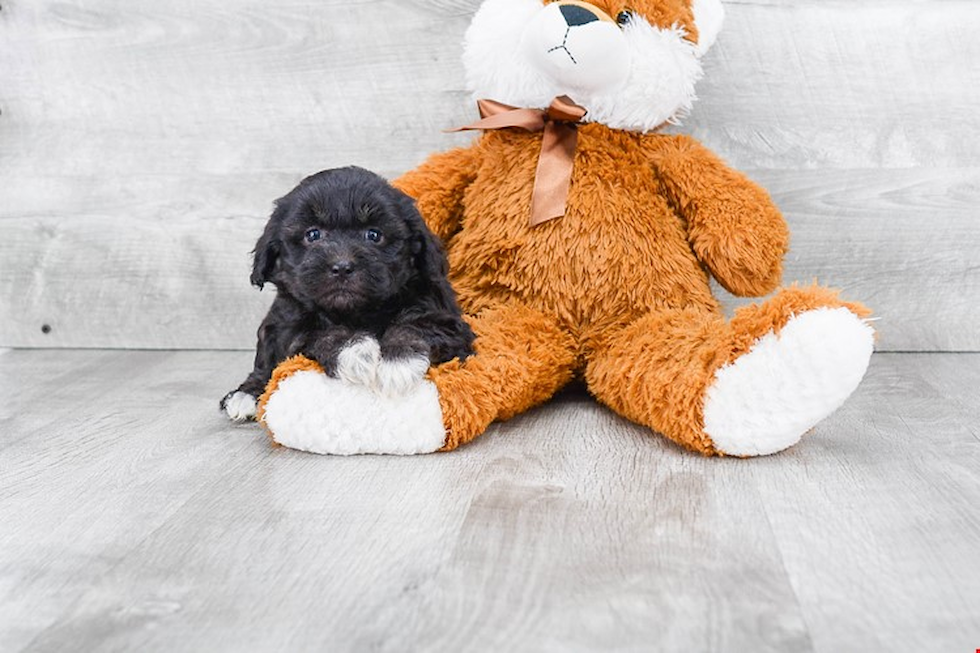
[616,10,633,26]
[364,228,383,243]
[305,228,322,243]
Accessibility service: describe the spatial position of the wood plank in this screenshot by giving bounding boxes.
[0,350,262,652]
[0,213,274,349]
[716,167,980,352]
[904,353,980,420]
[369,400,811,652]
[0,0,478,191]
[2,350,807,652]
[752,353,980,653]
[1,0,976,206]
[683,0,980,170]
[2,168,976,351]
[2,351,979,651]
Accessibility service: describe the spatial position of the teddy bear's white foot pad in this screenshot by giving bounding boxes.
[261,371,446,455]
[703,307,875,457]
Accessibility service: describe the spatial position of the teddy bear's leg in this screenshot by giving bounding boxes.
[257,304,576,456]
[585,286,875,456]
[429,303,579,450]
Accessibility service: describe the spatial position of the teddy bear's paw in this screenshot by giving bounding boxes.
[222,391,257,422]
[336,337,382,387]
[261,369,446,455]
[703,307,875,457]
[375,355,431,397]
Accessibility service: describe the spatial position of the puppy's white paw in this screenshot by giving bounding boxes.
[376,356,430,397]
[224,391,257,422]
[336,337,381,387]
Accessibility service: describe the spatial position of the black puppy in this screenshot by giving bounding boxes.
[221,166,475,421]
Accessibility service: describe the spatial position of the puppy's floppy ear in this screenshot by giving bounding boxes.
[403,196,448,279]
[250,200,288,289]
[398,193,460,306]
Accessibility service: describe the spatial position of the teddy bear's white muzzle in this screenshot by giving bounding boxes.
[520,1,629,94]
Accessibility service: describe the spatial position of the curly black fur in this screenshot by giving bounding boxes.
[221,167,475,413]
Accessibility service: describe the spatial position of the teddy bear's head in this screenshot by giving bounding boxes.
[462,0,724,132]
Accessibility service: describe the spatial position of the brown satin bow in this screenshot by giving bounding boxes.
[451,96,587,227]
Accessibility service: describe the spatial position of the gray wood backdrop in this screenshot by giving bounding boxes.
[1,0,978,351]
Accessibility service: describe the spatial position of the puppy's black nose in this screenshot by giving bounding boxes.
[560,4,599,27]
[330,261,355,276]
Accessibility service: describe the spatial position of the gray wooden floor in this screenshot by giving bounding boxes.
[1,349,978,652]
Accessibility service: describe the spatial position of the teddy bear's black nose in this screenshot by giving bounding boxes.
[560,4,599,27]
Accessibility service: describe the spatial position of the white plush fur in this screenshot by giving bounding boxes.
[691,0,725,56]
[519,3,629,94]
[463,0,560,110]
[583,16,703,131]
[262,371,446,456]
[224,391,257,422]
[703,308,876,457]
[463,0,705,132]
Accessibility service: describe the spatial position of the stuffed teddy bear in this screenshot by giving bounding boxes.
[257,0,875,457]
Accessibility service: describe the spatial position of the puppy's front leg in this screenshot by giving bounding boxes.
[221,320,286,422]
[306,327,382,388]
[376,325,432,397]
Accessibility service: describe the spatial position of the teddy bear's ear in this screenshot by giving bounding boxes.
[691,0,725,57]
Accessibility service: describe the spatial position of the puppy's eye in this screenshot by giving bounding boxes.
[305,228,322,243]
[364,228,383,243]
[616,10,633,26]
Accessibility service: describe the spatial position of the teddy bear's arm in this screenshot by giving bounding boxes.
[393,146,480,242]
[647,134,789,297]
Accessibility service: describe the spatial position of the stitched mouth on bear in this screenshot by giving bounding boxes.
[522,1,629,93]
[547,27,577,64]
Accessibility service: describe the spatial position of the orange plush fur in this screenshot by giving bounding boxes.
[394,127,869,454]
[258,0,874,457]
[256,354,324,445]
